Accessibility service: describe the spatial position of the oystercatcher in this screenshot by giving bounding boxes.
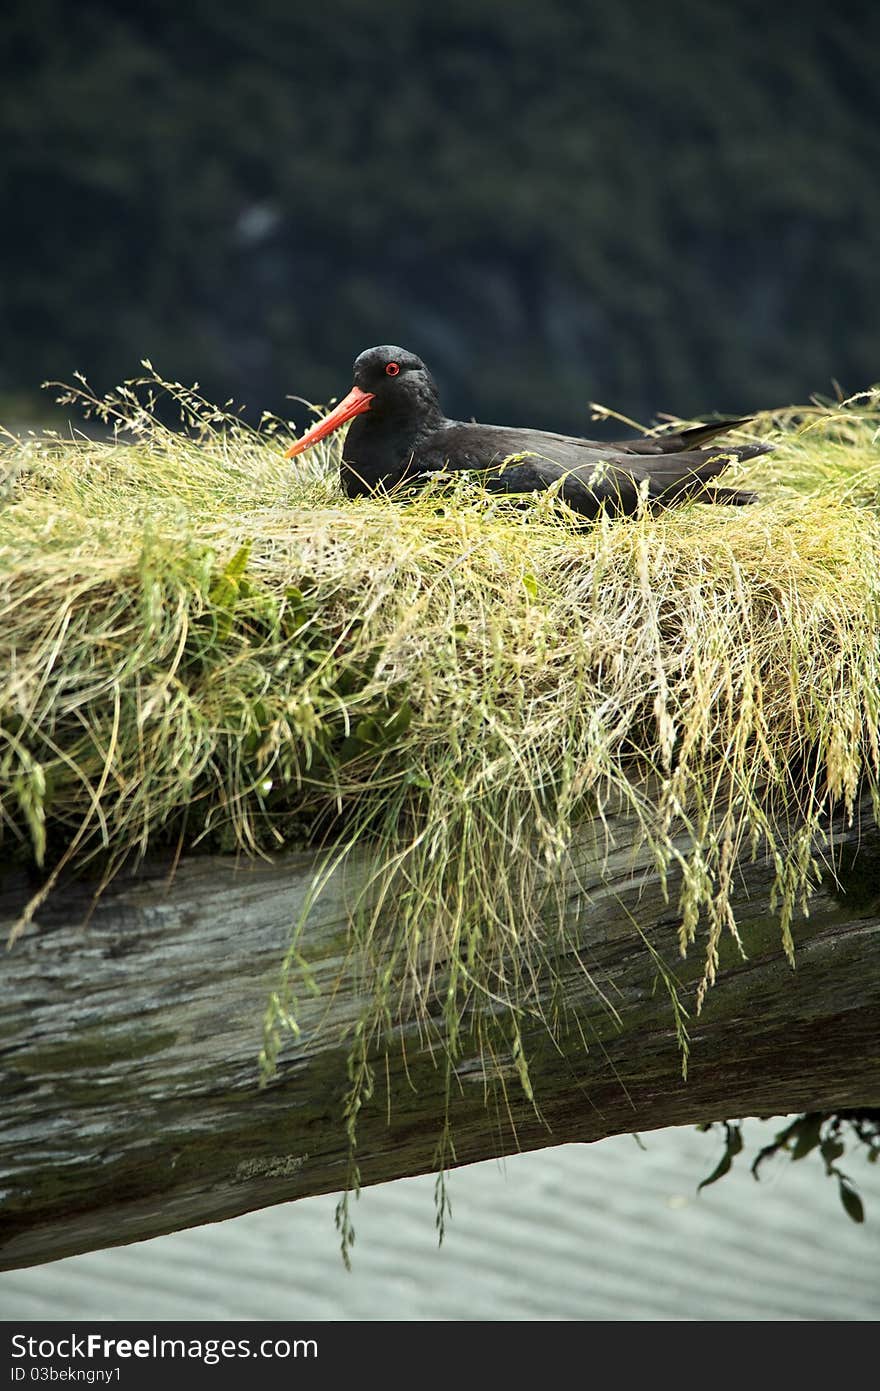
[285,345,766,518]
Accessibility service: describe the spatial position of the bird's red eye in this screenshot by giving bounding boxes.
[386,362,400,376]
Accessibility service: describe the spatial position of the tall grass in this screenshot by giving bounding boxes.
[2,370,880,1257]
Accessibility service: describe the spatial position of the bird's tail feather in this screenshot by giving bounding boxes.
[724,441,772,463]
[625,417,754,454]
[670,417,753,450]
[703,485,759,507]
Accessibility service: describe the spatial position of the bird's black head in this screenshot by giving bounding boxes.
[351,345,439,415]
[285,344,441,458]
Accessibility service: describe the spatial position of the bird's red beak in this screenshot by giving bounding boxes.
[284,386,374,458]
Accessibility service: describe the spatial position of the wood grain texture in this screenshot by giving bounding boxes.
[2,798,879,1272]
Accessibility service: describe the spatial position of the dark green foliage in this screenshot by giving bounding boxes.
[697,1120,743,1192]
[2,1,879,429]
[698,1111,880,1221]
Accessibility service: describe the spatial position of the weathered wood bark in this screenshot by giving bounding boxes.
[2,797,879,1272]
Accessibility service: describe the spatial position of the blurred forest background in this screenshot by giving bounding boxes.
[2,0,878,433]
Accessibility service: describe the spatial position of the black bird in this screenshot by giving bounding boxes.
[285,345,767,518]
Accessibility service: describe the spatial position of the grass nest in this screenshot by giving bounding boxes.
[2,370,880,1254]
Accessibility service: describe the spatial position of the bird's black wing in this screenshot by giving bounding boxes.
[421,422,760,518]
[468,417,764,457]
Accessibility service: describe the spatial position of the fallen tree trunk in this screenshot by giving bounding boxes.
[2,797,879,1272]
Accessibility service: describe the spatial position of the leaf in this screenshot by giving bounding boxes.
[698,1124,742,1192]
[522,571,538,601]
[791,1113,823,1161]
[209,540,252,606]
[820,1138,845,1167]
[337,734,368,765]
[208,540,253,640]
[698,1150,732,1192]
[838,1179,865,1224]
[382,700,412,739]
[334,665,363,698]
[405,769,432,790]
[283,585,310,634]
[353,717,384,747]
[341,702,413,762]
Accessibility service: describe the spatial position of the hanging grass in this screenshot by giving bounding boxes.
[2,370,880,1259]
